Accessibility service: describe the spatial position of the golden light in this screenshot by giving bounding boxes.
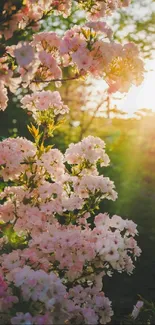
[94,59,155,117]
[118,60,155,116]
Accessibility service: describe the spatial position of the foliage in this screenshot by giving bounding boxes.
[111,0,155,58]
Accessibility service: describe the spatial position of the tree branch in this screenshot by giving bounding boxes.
[79,101,103,140]
[33,74,81,84]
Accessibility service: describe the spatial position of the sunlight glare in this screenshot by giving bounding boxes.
[118,60,155,116]
[95,59,155,117]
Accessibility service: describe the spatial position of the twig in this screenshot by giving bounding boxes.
[33,74,81,84]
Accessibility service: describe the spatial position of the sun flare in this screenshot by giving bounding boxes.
[95,59,155,117]
[118,59,155,116]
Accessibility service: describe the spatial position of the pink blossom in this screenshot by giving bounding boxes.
[33,32,61,50]
[14,42,34,67]
[0,82,8,111]
[132,300,144,319]
[109,215,126,231]
[11,313,33,325]
[94,213,110,228]
[72,48,93,71]
[0,202,15,223]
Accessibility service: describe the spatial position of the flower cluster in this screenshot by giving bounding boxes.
[0,137,36,180]
[0,0,131,41]
[0,127,141,324]
[0,275,18,314]
[65,135,110,166]
[0,21,144,110]
[78,0,131,20]
[0,1,142,324]
[21,90,69,123]
[60,26,144,92]
[31,27,144,91]
[0,0,71,41]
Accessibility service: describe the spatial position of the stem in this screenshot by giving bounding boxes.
[41,126,48,144]
[33,74,81,84]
